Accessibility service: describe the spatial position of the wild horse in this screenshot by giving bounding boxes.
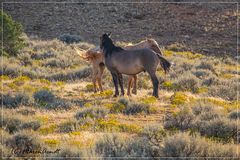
[100,33,171,98]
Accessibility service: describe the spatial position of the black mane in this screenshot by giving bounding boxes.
[101,34,124,57]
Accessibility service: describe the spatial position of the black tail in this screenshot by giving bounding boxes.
[156,54,171,73]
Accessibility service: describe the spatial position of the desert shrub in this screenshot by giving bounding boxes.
[1,117,23,134]
[1,11,25,56]
[95,134,129,157]
[58,34,82,44]
[75,107,109,120]
[34,89,71,110]
[20,121,41,131]
[228,110,240,120]
[208,79,239,101]
[5,133,41,156]
[161,133,237,158]
[198,118,238,143]
[179,62,193,71]
[47,67,91,81]
[74,42,95,50]
[170,92,189,106]
[202,74,219,86]
[196,61,215,71]
[164,107,194,131]
[110,102,126,114]
[141,124,166,145]
[43,57,73,68]
[17,109,36,116]
[166,43,187,52]
[173,73,200,93]
[94,133,238,159]
[58,121,77,133]
[47,148,85,159]
[1,93,30,108]
[191,102,222,120]
[44,98,72,110]
[33,89,55,103]
[192,69,212,79]
[123,102,150,115]
[110,98,129,114]
[0,62,20,77]
[31,51,55,60]
[18,52,32,65]
[118,97,129,106]
[0,144,12,158]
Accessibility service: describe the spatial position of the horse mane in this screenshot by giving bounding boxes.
[102,35,124,57]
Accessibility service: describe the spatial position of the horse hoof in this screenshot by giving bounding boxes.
[132,90,137,95]
[113,94,118,97]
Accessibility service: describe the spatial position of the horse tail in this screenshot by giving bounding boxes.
[156,54,171,73]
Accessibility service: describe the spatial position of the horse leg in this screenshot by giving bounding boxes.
[111,72,119,97]
[97,77,103,92]
[98,63,105,92]
[118,73,124,96]
[127,76,133,96]
[132,75,137,95]
[149,73,159,98]
[92,76,97,92]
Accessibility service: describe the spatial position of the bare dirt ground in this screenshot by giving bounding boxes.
[3,0,239,57]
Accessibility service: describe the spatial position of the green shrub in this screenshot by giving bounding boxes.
[124,103,150,115]
[75,107,109,120]
[5,133,41,156]
[1,11,25,56]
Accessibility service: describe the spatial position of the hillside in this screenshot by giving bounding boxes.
[1,37,239,158]
[3,1,239,57]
